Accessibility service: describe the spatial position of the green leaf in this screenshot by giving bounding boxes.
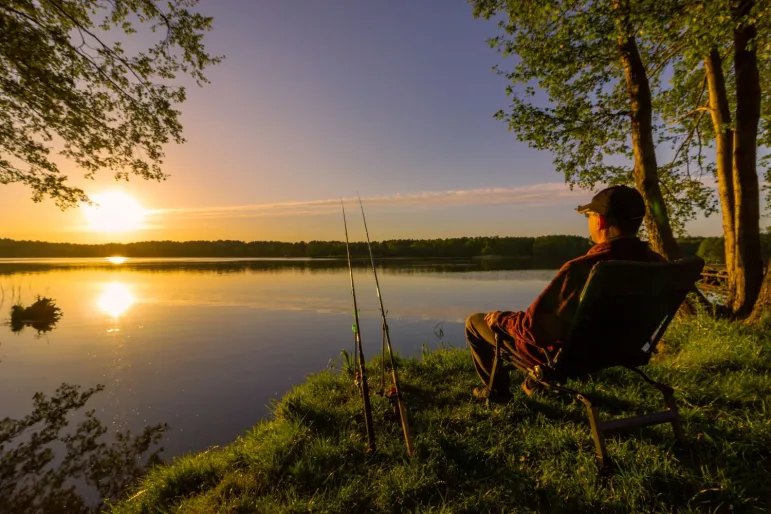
[0,0,223,208]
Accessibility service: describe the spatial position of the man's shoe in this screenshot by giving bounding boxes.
[473,386,513,405]
[521,377,544,397]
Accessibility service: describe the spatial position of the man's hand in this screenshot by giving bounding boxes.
[485,310,502,329]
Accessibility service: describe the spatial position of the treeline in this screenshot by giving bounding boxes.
[0,235,733,263]
[0,236,594,261]
[695,234,771,266]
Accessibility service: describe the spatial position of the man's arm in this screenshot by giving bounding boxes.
[487,262,583,348]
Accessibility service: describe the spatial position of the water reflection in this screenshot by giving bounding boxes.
[0,258,555,480]
[0,382,167,512]
[97,282,135,318]
[0,257,537,277]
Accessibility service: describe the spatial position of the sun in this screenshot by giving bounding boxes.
[82,192,146,232]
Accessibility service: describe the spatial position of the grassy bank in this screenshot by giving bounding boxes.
[113,315,771,513]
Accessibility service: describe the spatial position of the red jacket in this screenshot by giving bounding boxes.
[491,237,665,367]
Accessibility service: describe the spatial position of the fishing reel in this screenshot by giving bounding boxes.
[377,386,401,420]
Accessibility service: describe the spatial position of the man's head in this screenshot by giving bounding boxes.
[576,185,646,244]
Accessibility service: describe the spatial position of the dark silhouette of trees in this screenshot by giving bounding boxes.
[0,235,594,262]
[0,235,730,264]
[0,383,167,512]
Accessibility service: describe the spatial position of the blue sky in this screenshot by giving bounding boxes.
[0,0,726,243]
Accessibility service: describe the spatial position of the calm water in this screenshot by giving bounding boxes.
[0,258,555,460]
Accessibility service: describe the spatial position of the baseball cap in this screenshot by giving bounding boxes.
[576,185,646,221]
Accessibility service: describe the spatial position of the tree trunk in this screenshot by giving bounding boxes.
[731,0,763,316]
[614,3,682,261]
[749,262,771,323]
[704,48,737,305]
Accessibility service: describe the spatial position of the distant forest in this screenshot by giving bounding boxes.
[695,234,771,265]
[0,236,589,263]
[3,235,766,266]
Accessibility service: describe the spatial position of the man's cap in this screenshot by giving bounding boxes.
[576,185,646,221]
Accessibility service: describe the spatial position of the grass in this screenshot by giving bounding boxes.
[112,315,771,513]
[8,295,62,334]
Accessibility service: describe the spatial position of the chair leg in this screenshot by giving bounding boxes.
[577,394,610,469]
[628,367,687,444]
[542,370,686,473]
[658,384,686,443]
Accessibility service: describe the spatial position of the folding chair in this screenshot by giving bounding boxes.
[489,256,705,469]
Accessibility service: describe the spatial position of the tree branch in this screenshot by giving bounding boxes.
[668,106,711,125]
[667,74,709,126]
[2,3,142,106]
[669,106,709,168]
[43,0,164,98]
[648,41,688,78]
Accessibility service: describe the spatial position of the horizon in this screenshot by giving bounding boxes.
[0,1,737,244]
[0,231,728,247]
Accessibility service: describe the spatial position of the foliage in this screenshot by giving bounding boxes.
[676,236,705,257]
[0,234,727,264]
[8,294,62,335]
[113,314,771,513]
[338,349,355,378]
[697,234,771,265]
[0,0,221,207]
[696,237,726,265]
[651,2,733,174]
[0,235,723,262]
[470,0,718,235]
[0,383,168,512]
[532,235,594,268]
[0,235,588,261]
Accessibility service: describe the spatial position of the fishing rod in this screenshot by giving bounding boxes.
[358,193,415,457]
[341,199,376,455]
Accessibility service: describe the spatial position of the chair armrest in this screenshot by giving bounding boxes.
[495,328,557,369]
[537,346,556,368]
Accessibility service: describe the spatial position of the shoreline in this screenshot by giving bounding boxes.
[112,314,771,513]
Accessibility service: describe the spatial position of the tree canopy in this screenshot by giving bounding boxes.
[0,0,221,207]
[470,0,717,237]
[472,0,771,318]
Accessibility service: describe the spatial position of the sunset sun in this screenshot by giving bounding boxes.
[82,192,147,232]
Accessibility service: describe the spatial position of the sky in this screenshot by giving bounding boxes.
[0,0,729,244]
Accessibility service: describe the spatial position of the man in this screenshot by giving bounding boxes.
[465,185,665,404]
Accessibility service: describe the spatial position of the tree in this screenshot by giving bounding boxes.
[0,0,221,207]
[652,0,769,316]
[729,0,763,315]
[470,0,717,261]
[473,0,771,318]
[751,227,771,322]
[705,44,737,304]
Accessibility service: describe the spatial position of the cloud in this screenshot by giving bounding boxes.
[149,182,593,221]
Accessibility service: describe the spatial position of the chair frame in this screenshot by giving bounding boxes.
[487,256,704,469]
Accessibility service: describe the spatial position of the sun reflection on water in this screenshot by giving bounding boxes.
[107,256,128,264]
[97,282,135,318]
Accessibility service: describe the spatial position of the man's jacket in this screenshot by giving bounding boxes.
[490,237,665,367]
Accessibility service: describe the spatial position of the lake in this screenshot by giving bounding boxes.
[0,258,555,462]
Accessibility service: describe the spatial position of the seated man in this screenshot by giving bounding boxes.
[466,185,665,403]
